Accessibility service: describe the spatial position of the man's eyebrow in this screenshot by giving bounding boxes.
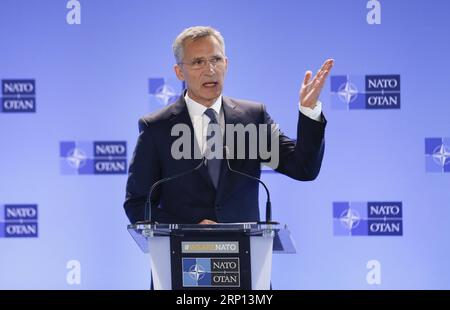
[191,54,222,60]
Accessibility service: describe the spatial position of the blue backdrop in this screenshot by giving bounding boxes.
[1,0,449,289]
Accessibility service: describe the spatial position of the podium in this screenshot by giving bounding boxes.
[128,223,296,290]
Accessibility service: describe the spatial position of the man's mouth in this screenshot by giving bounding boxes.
[202,82,218,88]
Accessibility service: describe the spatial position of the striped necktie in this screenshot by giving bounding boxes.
[204,108,222,188]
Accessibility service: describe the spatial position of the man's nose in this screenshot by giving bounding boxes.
[205,65,215,75]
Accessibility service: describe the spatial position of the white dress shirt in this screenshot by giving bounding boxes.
[185,92,225,155]
[299,100,322,121]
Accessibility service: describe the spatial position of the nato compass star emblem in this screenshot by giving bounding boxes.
[432,144,450,167]
[155,84,176,106]
[340,208,361,230]
[66,148,87,169]
[338,81,358,105]
[188,264,206,281]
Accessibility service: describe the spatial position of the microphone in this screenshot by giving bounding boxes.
[223,146,278,224]
[140,157,207,224]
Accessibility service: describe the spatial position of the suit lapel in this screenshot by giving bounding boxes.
[215,96,241,204]
[168,95,244,200]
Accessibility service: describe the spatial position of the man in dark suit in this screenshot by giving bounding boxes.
[124,26,333,224]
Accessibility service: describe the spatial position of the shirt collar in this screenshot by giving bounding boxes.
[185,91,222,117]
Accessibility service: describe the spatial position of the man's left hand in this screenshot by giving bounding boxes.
[300,59,334,109]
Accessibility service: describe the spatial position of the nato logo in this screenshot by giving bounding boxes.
[60,141,127,175]
[149,78,183,107]
[425,137,450,173]
[0,204,38,238]
[330,75,400,110]
[333,201,403,236]
[182,258,240,287]
[1,79,36,112]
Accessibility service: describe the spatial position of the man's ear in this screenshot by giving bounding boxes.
[174,64,184,81]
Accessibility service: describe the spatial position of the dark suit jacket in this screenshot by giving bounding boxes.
[124,95,326,224]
